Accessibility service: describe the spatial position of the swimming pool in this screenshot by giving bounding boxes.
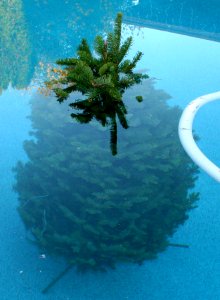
[1,1,220,299]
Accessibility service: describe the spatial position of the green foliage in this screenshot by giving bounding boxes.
[45,13,148,155]
[14,79,199,272]
[68,94,129,155]
[45,13,148,103]
[136,96,143,102]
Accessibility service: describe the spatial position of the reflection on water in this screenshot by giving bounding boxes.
[13,77,199,293]
[70,95,129,156]
[125,0,220,42]
[22,0,132,63]
[0,0,133,94]
[0,0,33,92]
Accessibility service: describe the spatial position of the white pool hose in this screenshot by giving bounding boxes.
[178,91,220,183]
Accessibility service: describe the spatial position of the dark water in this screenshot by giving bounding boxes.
[1,1,220,299]
[125,0,220,41]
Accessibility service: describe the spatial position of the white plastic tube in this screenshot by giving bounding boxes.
[178,91,220,183]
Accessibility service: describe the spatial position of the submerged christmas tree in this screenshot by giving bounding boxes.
[14,80,199,293]
[14,12,199,294]
[45,12,148,155]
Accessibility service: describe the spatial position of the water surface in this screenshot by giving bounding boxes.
[1,1,220,299]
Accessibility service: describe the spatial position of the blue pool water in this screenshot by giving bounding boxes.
[1,1,220,299]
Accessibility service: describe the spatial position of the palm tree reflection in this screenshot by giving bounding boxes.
[70,97,128,155]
